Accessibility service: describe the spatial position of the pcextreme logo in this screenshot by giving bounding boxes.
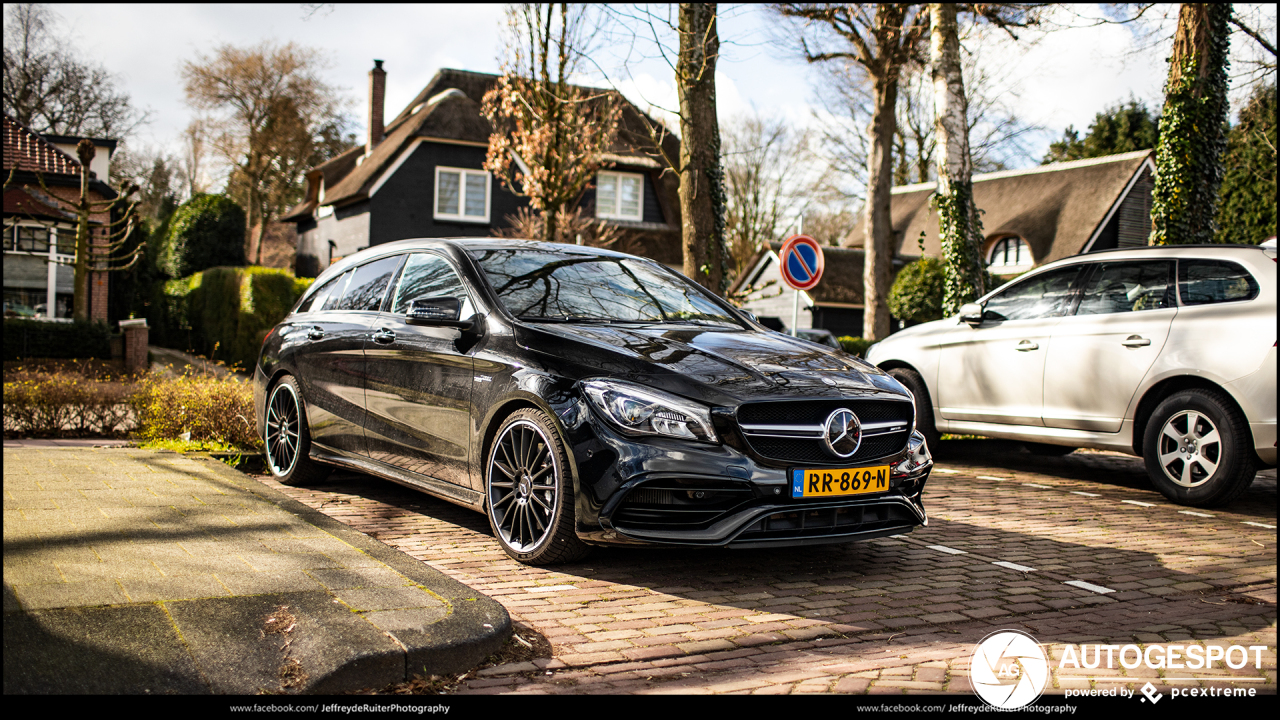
[971,630,1050,709]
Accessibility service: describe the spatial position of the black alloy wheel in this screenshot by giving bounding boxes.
[264,376,330,486]
[1143,389,1255,507]
[485,409,588,565]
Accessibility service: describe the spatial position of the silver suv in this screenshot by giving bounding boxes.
[867,244,1276,507]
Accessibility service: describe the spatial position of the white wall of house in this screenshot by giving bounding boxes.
[50,141,112,181]
[736,251,814,331]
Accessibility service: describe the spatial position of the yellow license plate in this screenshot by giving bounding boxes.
[791,466,889,498]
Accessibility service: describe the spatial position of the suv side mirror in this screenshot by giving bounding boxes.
[407,297,473,329]
[959,302,984,328]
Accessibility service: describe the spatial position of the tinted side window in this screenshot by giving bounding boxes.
[1178,260,1259,306]
[391,253,469,314]
[296,272,347,314]
[336,256,404,311]
[1076,260,1175,315]
[320,270,355,312]
[982,266,1085,321]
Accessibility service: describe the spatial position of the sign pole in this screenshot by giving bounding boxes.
[792,287,800,336]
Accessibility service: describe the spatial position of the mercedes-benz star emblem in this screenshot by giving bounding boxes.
[823,408,862,458]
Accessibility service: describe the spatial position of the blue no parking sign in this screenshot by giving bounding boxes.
[779,235,824,291]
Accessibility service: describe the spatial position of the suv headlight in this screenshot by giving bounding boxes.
[582,380,718,443]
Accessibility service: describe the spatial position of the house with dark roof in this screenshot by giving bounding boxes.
[730,150,1156,336]
[282,63,683,276]
[3,114,119,321]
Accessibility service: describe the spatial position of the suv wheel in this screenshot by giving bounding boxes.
[264,376,331,486]
[888,367,940,451]
[1143,389,1255,507]
[485,409,589,565]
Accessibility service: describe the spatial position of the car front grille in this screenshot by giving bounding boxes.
[734,501,918,542]
[737,399,913,465]
[611,479,756,532]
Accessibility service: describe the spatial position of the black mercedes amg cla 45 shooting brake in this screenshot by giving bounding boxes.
[254,239,934,565]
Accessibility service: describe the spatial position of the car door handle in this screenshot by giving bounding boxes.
[372,328,396,344]
[1121,335,1151,347]
[1016,340,1039,351]
[307,326,324,340]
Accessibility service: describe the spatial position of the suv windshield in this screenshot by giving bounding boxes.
[468,248,741,326]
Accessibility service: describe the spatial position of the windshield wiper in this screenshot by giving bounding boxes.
[518,315,653,324]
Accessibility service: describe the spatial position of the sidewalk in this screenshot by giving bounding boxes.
[2,443,510,694]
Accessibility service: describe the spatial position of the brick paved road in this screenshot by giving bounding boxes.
[257,440,1276,696]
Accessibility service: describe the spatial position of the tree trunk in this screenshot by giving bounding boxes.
[1150,3,1231,245]
[930,2,985,315]
[72,140,95,322]
[677,2,727,294]
[860,71,897,341]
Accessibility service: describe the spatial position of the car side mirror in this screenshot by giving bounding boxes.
[407,296,473,329]
[959,302,984,328]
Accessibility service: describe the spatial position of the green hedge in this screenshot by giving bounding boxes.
[3,319,113,361]
[157,267,312,370]
[837,336,874,358]
[161,194,247,278]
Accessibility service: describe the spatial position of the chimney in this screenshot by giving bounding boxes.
[367,59,386,154]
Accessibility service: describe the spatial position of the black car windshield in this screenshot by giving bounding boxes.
[469,248,741,326]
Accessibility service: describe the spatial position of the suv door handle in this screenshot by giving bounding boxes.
[372,328,396,344]
[1016,340,1039,351]
[307,326,324,340]
[1122,335,1151,347]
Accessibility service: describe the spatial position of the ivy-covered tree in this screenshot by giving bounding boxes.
[1149,4,1232,246]
[1215,82,1276,245]
[1041,99,1160,164]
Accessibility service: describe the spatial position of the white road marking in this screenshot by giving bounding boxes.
[993,561,1036,573]
[1241,521,1277,529]
[928,545,968,555]
[977,475,1006,481]
[934,468,959,474]
[1023,483,1053,489]
[528,584,577,593]
[1071,491,1101,497]
[1064,580,1115,594]
[1120,500,1156,507]
[1179,510,1215,518]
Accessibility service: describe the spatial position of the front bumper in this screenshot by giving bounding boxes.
[572,417,933,548]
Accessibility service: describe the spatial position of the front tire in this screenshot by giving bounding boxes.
[1143,389,1255,507]
[888,367,940,452]
[264,375,331,486]
[485,409,589,565]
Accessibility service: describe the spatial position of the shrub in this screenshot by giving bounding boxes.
[3,319,113,361]
[130,370,261,450]
[157,266,312,369]
[2,371,137,437]
[888,257,946,325]
[160,194,246,278]
[838,336,874,358]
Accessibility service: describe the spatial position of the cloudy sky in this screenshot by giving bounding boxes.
[43,3,1276,172]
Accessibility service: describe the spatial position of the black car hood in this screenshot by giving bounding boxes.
[516,322,907,405]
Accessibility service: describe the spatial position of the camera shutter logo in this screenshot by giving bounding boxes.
[971,630,1049,709]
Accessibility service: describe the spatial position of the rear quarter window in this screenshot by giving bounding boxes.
[1178,259,1259,306]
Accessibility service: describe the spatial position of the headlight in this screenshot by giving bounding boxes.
[582,380,718,443]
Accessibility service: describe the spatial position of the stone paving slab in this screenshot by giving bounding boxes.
[260,440,1276,697]
[3,445,510,694]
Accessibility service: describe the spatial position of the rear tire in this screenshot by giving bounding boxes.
[1143,389,1255,507]
[1023,442,1077,457]
[888,367,940,452]
[485,408,589,565]
[264,375,331,486]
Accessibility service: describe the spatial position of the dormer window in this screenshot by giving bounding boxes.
[987,236,1033,273]
[596,171,643,221]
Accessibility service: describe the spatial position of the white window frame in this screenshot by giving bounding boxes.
[987,236,1033,273]
[434,166,491,224]
[5,221,74,318]
[596,171,645,221]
